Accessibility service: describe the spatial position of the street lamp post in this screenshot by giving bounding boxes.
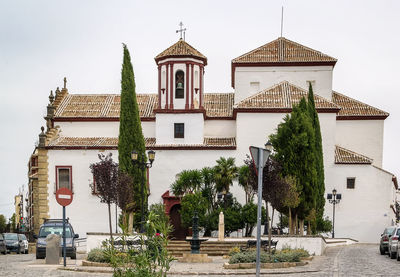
[131,150,155,233]
[327,188,341,238]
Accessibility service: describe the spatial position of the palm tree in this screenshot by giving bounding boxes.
[171,169,203,196]
[214,157,238,194]
[238,165,256,204]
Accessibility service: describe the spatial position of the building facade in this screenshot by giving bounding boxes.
[26,37,398,242]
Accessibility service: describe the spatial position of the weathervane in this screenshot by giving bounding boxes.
[176,22,187,41]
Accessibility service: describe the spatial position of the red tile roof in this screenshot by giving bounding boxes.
[47,137,236,149]
[232,37,337,64]
[235,81,339,111]
[332,91,389,119]
[155,39,207,64]
[335,146,373,164]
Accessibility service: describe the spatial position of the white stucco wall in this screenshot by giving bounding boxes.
[326,164,395,243]
[234,65,333,103]
[155,113,204,144]
[47,149,120,238]
[335,120,384,167]
[55,121,155,138]
[204,120,236,138]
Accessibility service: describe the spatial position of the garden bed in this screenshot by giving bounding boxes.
[82,260,111,267]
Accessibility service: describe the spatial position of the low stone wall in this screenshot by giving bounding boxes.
[86,232,119,253]
[273,235,326,255]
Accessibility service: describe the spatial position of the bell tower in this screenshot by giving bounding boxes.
[154,39,207,110]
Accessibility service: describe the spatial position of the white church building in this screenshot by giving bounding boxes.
[27,37,398,243]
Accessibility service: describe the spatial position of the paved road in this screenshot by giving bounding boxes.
[0,253,109,277]
[1,244,400,276]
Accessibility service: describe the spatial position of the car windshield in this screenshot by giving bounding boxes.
[386,227,395,234]
[19,234,27,240]
[4,233,18,240]
[39,226,72,238]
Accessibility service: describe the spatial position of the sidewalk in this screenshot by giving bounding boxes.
[47,255,325,276]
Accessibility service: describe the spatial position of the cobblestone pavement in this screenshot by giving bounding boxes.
[1,244,400,276]
[0,253,110,277]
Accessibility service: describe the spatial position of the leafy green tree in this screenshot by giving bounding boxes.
[10,213,16,232]
[219,198,244,236]
[0,214,6,233]
[118,44,147,226]
[214,157,238,193]
[307,83,325,232]
[270,98,318,228]
[180,192,209,228]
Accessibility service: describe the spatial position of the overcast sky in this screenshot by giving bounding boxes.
[0,0,399,219]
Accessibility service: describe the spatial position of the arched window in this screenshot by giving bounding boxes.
[175,70,184,99]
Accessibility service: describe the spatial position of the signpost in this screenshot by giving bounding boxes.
[249,145,271,277]
[55,187,73,267]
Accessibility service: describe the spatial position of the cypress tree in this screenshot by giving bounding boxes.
[307,83,325,232]
[118,44,147,225]
[269,98,318,227]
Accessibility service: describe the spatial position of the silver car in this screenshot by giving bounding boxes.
[388,226,400,259]
[18,234,28,254]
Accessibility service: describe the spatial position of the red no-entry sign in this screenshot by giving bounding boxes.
[56,187,73,206]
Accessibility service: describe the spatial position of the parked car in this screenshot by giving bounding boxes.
[380,226,396,254]
[18,234,29,254]
[388,226,400,259]
[33,219,79,259]
[0,234,7,254]
[3,233,24,254]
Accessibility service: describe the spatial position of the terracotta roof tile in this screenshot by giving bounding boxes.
[155,40,207,64]
[232,37,337,64]
[335,145,373,164]
[332,91,389,118]
[236,81,339,111]
[55,94,158,118]
[203,93,234,117]
[47,137,235,149]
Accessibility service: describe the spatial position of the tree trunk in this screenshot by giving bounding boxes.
[108,203,113,243]
[271,208,275,229]
[295,214,298,235]
[264,201,269,236]
[307,221,311,235]
[299,219,304,235]
[289,208,293,235]
[268,208,274,253]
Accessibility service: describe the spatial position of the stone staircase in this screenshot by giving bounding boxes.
[167,240,247,257]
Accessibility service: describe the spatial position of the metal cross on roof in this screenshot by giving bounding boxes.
[176,22,186,40]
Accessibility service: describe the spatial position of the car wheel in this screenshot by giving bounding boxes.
[380,246,385,255]
[397,251,400,261]
[17,248,20,254]
[25,249,29,254]
[391,250,396,259]
[71,253,76,260]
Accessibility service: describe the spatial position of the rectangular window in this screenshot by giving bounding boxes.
[174,123,184,138]
[56,166,72,190]
[347,177,355,189]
